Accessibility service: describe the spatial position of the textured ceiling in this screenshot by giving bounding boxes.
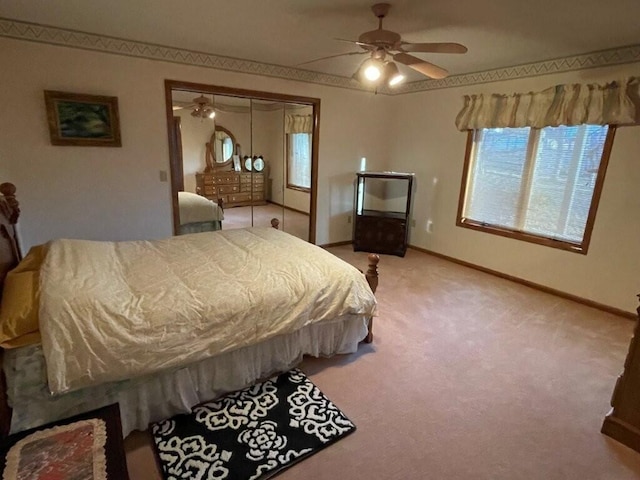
[2,0,640,84]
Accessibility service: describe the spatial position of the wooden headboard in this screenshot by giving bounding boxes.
[0,183,20,437]
[0,183,21,298]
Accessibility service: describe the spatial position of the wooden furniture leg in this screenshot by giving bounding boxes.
[363,253,379,343]
[0,354,11,438]
[601,295,640,453]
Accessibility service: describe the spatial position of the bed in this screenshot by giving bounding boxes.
[0,182,379,437]
[177,190,224,234]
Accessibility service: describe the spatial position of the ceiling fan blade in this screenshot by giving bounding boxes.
[393,52,449,79]
[172,102,195,111]
[296,50,368,66]
[400,42,467,54]
[334,38,375,49]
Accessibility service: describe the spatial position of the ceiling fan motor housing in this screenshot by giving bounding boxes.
[193,95,211,107]
[358,29,401,49]
[371,3,391,18]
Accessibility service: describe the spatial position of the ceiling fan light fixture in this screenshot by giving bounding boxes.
[364,65,381,81]
[385,62,405,87]
[189,95,216,120]
[334,4,465,87]
[357,57,384,83]
[364,64,382,81]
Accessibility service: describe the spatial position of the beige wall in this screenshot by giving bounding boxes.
[387,63,640,313]
[0,37,390,248]
[3,35,636,312]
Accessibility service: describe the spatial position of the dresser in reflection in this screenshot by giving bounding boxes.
[196,172,266,208]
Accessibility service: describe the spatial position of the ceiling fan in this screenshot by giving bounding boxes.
[299,3,467,85]
[172,95,216,119]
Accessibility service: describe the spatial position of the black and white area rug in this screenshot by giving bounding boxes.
[151,369,356,480]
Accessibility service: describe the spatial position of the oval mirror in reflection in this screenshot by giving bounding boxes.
[211,126,236,163]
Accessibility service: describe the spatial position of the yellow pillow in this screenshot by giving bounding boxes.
[0,244,48,348]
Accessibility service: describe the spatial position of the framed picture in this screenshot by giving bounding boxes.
[44,90,121,147]
[233,155,241,172]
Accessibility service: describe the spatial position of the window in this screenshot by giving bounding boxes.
[457,125,615,253]
[287,133,311,191]
[222,137,234,162]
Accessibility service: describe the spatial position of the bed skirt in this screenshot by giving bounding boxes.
[177,220,222,235]
[3,316,367,437]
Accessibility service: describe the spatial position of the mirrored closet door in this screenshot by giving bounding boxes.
[249,99,284,231]
[165,81,320,243]
[250,99,311,241]
[282,102,313,241]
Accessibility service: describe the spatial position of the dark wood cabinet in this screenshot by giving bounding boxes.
[353,172,414,257]
[601,297,640,453]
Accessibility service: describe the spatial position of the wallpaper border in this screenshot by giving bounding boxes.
[1,18,639,94]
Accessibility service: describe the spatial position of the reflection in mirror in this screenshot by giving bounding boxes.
[166,80,319,243]
[172,91,252,230]
[200,95,256,229]
[281,103,312,241]
[206,95,252,230]
[210,126,235,164]
[250,98,284,232]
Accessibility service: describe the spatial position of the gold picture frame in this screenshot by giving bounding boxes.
[44,90,121,147]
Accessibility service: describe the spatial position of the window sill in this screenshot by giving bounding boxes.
[286,184,310,193]
[456,218,589,254]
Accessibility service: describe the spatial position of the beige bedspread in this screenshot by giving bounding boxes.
[39,228,376,394]
[178,191,223,225]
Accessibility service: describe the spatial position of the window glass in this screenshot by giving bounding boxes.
[459,124,611,252]
[525,125,607,242]
[287,133,311,190]
[466,127,530,228]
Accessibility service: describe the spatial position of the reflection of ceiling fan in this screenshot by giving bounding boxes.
[172,95,216,119]
[300,3,467,86]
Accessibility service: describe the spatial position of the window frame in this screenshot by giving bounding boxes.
[456,126,617,255]
[286,132,312,193]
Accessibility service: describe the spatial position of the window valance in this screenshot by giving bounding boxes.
[285,114,313,134]
[455,77,639,131]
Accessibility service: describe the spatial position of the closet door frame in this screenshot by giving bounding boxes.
[164,79,320,244]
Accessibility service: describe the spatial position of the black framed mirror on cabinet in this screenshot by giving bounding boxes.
[164,80,320,243]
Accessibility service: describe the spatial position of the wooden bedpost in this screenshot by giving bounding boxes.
[270,218,280,229]
[363,253,379,343]
[0,183,21,286]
